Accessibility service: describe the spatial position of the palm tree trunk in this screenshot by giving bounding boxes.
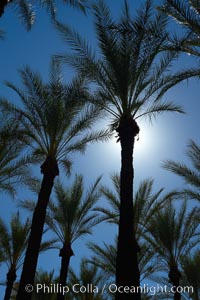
[16,157,59,300]
[0,0,8,17]
[115,117,141,300]
[4,267,16,300]
[57,242,74,300]
[169,265,182,300]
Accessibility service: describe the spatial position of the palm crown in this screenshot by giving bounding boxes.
[56,0,185,130]
[47,174,101,245]
[1,60,108,173]
[46,174,101,300]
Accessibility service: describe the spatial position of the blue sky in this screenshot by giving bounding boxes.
[0,0,200,298]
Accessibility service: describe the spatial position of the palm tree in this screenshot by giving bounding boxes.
[54,0,198,297]
[0,60,109,300]
[96,173,175,241]
[0,0,88,29]
[0,213,30,300]
[93,175,173,284]
[0,212,56,300]
[87,238,157,285]
[87,240,116,284]
[66,258,106,300]
[144,201,200,300]
[181,250,200,300]
[163,139,200,203]
[32,269,57,300]
[46,174,101,300]
[11,270,57,300]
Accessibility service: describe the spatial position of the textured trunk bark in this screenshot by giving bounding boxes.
[57,243,74,300]
[115,117,141,300]
[169,265,182,300]
[4,267,16,300]
[16,157,59,300]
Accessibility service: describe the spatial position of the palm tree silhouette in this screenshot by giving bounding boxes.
[0,213,30,300]
[1,60,108,300]
[0,212,56,300]
[96,174,176,241]
[55,1,189,297]
[66,258,106,300]
[94,174,174,283]
[46,175,101,300]
[144,201,200,300]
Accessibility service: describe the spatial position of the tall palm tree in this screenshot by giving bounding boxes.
[0,213,30,300]
[54,1,199,297]
[0,60,109,300]
[46,174,101,300]
[144,201,200,300]
[163,139,200,203]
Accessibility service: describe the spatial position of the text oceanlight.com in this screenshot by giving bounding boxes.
[25,283,194,296]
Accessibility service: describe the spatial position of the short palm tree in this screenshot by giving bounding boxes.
[0,213,30,300]
[96,173,176,243]
[54,1,198,297]
[32,269,57,300]
[144,201,200,300]
[87,240,116,284]
[0,60,108,300]
[66,258,106,300]
[87,238,156,284]
[46,174,101,300]
[93,175,172,283]
[11,270,57,300]
[163,139,200,203]
[181,250,200,300]
[0,213,56,300]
